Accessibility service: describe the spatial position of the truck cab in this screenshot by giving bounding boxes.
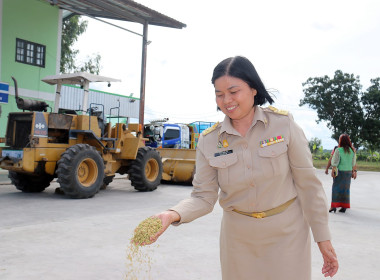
[144,121,215,150]
[161,123,189,149]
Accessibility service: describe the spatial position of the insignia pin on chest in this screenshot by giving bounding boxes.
[223,139,229,148]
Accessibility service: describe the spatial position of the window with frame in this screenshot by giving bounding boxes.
[15,38,46,67]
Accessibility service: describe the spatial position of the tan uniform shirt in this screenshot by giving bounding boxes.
[171,106,331,242]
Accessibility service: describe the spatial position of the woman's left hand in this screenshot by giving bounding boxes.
[318,240,338,277]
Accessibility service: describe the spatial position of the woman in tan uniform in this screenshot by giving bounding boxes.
[149,56,338,279]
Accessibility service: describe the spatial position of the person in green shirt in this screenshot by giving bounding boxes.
[330,134,357,213]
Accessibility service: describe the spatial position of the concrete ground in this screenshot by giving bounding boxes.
[0,169,379,280]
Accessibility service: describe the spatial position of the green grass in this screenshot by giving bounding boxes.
[313,159,380,172]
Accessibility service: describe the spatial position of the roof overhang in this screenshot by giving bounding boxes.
[43,0,185,126]
[44,0,186,29]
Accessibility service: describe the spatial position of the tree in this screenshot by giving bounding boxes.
[78,54,101,75]
[300,70,364,148]
[60,15,101,74]
[308,137,322,155]
[60,15,87,73]
[361,78,380,151]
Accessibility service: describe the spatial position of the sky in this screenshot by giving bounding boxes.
[74,0,380,149]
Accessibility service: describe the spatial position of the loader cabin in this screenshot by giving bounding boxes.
[41,72,122,142]
[0,0,186,140]
[42,72,121,114]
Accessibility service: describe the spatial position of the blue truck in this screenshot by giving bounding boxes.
[144,121,215,149]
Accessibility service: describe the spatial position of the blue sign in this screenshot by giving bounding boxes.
[0,82,9,103]
[0,82,9,92]
[0,92,9,103]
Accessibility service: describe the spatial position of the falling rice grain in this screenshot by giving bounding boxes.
[126,217,163,280]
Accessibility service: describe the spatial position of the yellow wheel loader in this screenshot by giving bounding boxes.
[0,73,162,198]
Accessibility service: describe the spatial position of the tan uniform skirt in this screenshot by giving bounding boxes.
[220,198,311,280]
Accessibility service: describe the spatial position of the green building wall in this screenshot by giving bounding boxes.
[0,0,60,138]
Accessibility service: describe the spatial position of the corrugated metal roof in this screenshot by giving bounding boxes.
[60,85,140,118]
[45,0,186,29]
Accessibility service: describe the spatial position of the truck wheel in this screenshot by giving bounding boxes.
[56,144,104,199]
[129,147,162,192]
[8,171,53,193]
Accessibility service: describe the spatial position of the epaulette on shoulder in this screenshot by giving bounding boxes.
[202,122,219,136]
[267,105,288,116]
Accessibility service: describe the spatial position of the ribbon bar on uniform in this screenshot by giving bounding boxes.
[260,135,284,148]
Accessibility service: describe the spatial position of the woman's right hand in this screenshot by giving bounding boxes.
[147,210,180,245]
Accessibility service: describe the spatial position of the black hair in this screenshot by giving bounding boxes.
[211,56,274,105]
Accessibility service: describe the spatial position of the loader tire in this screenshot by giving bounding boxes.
[8,171,53,193]
[129,147,162,192]
[100,175,114,190]
[56,144,104,199]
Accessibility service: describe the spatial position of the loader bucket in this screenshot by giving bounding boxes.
[157,148,196,184]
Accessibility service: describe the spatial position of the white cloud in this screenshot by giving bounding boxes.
[74,0,380,149]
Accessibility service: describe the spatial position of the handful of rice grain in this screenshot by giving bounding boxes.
[132,217,162,246]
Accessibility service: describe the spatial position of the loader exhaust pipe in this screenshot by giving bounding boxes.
[11,76,49,112]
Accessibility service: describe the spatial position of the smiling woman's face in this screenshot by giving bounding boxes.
[214,75,257,121]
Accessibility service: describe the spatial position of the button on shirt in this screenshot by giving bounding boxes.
[170,106,331,242]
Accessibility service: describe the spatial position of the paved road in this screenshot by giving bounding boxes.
[0,169,379,280]
[0,173,9,183]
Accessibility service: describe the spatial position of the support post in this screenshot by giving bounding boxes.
[139,20,148,132]
[82,81,90,113]
[53,83,62,113]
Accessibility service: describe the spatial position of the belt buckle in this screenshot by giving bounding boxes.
[251,212,266,219]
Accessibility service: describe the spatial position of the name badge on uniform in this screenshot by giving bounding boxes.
[260,135,284,148]
[214,149,233,157]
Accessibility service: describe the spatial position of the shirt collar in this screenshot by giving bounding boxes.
[220,106,268,135]
[220,115,237,135]
[252,106,268,128]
